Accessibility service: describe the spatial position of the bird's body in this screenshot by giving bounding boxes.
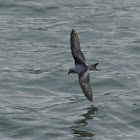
[70,64,88,74]
[68,29,100,101]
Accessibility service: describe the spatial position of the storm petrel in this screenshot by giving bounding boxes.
[68,29,100,101]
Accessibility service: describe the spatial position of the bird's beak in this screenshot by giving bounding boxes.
[68,71,70,75]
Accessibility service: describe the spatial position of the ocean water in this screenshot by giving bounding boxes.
[0,0,140,140]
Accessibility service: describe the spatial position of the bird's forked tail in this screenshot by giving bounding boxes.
[88,63,100,71]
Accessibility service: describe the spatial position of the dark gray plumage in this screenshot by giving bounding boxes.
[68,29,100,102]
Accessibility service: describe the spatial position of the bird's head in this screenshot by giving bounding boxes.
[68,68,75,75]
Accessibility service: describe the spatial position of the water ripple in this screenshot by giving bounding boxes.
[0,0,140,139]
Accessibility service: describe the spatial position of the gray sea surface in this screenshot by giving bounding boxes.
[0,0,140,140]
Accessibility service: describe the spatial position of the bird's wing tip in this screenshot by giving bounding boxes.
[89,97,93,102]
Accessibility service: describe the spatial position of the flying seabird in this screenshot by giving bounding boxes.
[68,29,100,101]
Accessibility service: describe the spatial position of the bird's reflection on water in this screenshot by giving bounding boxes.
[70,105,98,139]
[71,129,94,138]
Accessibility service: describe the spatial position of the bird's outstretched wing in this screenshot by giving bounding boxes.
[70,29,85,64]
[78,72,93,101]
